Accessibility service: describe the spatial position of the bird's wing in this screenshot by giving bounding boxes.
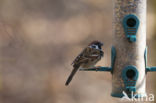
[71,47,91,65]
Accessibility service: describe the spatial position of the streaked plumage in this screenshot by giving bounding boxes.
[65,41,104,86]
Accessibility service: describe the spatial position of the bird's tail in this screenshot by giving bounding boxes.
[65,65,80,86]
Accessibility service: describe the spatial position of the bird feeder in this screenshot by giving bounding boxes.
[80,0,156,98]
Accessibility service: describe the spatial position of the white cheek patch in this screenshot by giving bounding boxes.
[95,45,99,49]
[89,45,99,50]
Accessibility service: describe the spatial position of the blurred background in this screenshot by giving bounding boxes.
[0,0,156,103]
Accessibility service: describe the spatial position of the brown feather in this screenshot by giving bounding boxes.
[65,64,80,86]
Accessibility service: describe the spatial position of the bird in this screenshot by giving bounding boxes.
[65,41,104,86]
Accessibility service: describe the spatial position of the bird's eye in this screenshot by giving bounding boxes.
[92,45,96,48]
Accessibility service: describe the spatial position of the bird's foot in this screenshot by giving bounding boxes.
[95,66,102,71]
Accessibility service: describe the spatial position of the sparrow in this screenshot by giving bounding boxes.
[65,41,104,86]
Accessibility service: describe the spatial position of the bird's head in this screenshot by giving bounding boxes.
[88,40,103,50]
